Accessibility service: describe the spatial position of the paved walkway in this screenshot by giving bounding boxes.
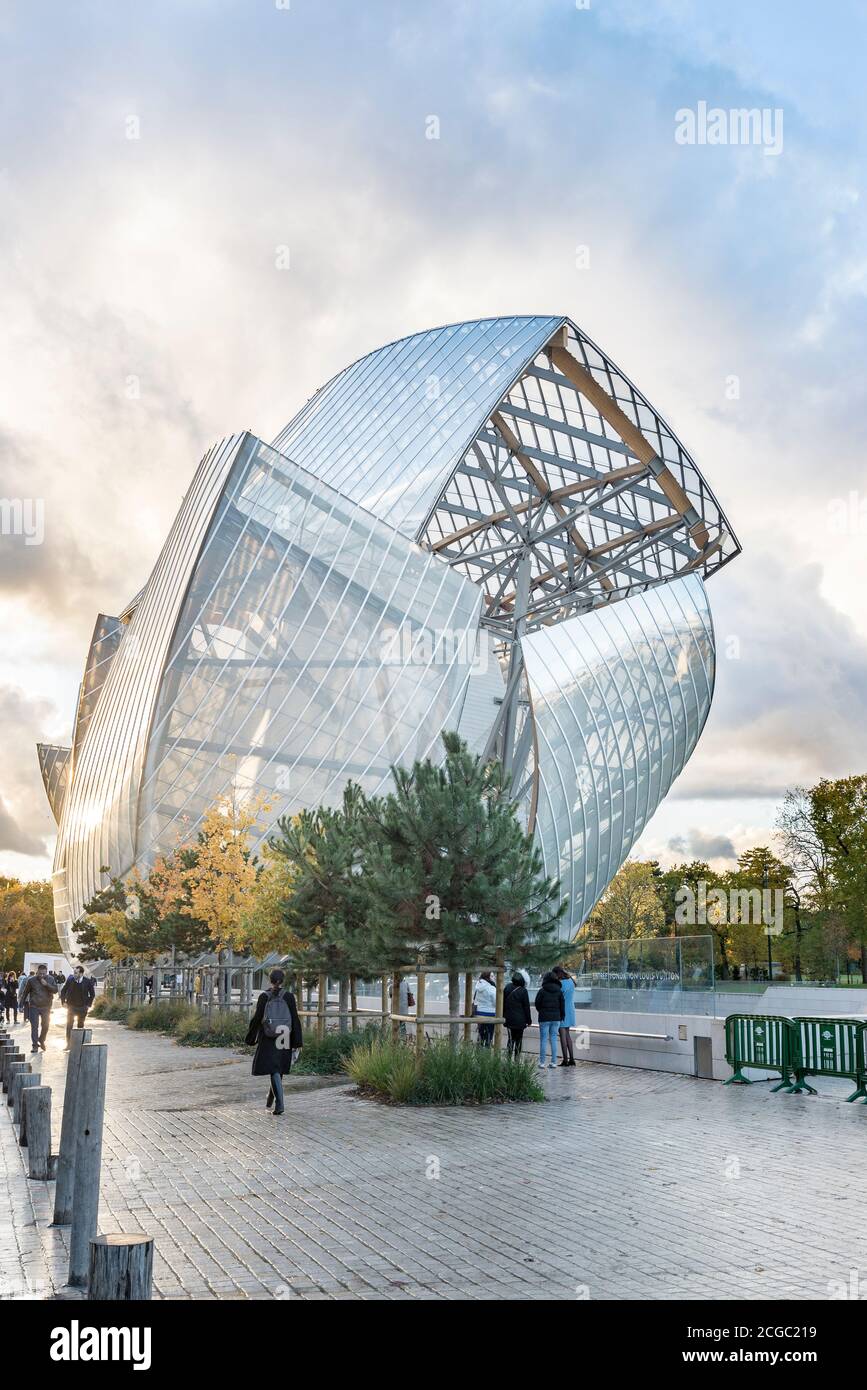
[2,1014,866,1300]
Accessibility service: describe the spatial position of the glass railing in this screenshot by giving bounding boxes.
[570,934,716,1016]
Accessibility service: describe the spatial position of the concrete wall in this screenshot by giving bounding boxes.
[759,986,867,1016]
[566,994,867,1081]
[329,984,867,1083]
[566,1008,730,1080]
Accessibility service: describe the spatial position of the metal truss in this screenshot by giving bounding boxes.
[418,318,740,797]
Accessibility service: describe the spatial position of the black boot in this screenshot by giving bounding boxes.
[273,1105,285,1116]
[266,1089,274,1109]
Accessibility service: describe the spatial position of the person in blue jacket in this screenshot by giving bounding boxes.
[555,965,577,1066]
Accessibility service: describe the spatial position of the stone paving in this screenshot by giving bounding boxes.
[2,1012,866,1301]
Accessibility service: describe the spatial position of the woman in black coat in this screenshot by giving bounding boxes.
[245,968,303,1116]
[502,971,532,1058]
[4,972,19,1023]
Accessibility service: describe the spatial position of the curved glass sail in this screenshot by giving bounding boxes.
[54,435,250,925]
[42,316,738,955]
[522,572,715,939]
[136,438,483,869]
[271,316,563,538]
[71,613,123,771]
[37,744,70,824]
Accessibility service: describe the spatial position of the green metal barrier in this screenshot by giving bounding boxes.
[789,1017,867,1101]
[724,1014,795,1090]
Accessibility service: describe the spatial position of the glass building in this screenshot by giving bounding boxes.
[39,316,739,957]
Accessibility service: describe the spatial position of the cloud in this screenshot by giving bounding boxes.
[674,553,867,804]
[0,686,64,867]
[0,796,45,858]
[667,830,738,862]
[0,0,865,881]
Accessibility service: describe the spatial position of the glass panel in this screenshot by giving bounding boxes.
[570,934,716,1016]
[522,573,715,940]
[137,438,483,866]
[271,316,562,538]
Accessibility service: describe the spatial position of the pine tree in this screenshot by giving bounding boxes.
[362,732,564,979]
[269,784,373,1001]
[75,868,162,961]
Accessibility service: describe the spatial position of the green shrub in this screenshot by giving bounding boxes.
[294,1021,385,1074]
[90,997,131,1022]
[173,1009,251,1048]
[127,1001,198,1032]
[345,1037,545,1105]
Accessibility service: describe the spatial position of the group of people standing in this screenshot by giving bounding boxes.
[476,965,581,1069]
[2,963,95,1054]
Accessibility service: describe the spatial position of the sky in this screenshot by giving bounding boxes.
[1,0,866,882]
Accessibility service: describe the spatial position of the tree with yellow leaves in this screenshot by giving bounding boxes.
[168,789,270,1005]
[238,823,303,958]
[586,859,665,941]
[87,908,132,962]
[182,790,270,953]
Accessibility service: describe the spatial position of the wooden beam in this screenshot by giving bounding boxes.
[684,537,723,571]
[491,411,614,592]
[430,461,649,553]
[588,512,680,559]
[548,343,709,549]
[504,512,679,595]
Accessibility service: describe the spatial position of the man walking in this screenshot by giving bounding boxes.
[60,966,95,1048]
[19,963,58,1054]
[18,967,35,1026]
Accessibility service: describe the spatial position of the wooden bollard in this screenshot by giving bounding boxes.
[16,1073,41,1137]
[23,1086,52,1179]
[1,1047,23,1090]
[7,1061,31,1108]
[53,1028,92,1226]
[12,1064,38,1120]
[68,1043,108,1288]
[88,1234,153,1300]
[0,1046,13,1086]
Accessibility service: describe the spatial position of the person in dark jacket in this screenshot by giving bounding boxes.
[534,970,564,1070]
[4,971,19,1024]
[60,966,95,1047]
[18,967,35,1023]
[244,969,303,1115]
[502,971,532,1057]
[19,964,58,1053]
